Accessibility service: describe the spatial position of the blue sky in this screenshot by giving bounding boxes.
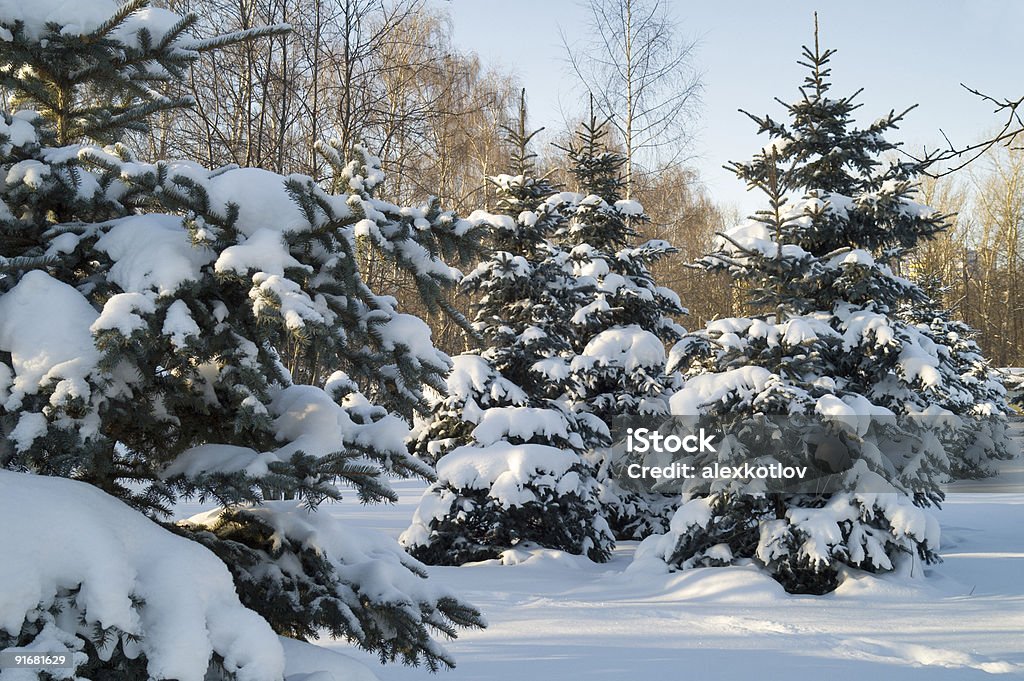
[436,0,1022,215]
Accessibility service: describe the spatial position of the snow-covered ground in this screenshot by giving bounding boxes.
[175,462,1024,680]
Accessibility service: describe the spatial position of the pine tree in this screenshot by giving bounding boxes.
[553,102,686,538]
[0,1,482,676]
[402,92,614,564]
[636,22,967,594]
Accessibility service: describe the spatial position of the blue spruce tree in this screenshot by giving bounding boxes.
[553,102,686,539]
[633,22,989,594]
[0,1,482,676]
[403,92,615,564]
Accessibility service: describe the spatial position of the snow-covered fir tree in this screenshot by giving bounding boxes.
[0,1,483,677]
[552,103,686,538]
[632,24,977,594]
[898,276,1017,477]
[402,93,614,565]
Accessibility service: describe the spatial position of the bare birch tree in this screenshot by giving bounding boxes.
[563,0,702,197]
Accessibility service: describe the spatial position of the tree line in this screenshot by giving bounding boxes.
[133,0,1024,368]
[123,0,733,355]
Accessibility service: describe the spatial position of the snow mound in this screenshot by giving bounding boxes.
[163,443,280,479]
[0,470,284,681]
[0,111,37,155]
[620,561,789,605]
[471,407,575,446]
[444,354,527,406]
[279,637,378,681]
[492,545,596,569]
[435,442,579,495]
[711,220,811,262]
[96,214,215,295]
[204,168,320,237]
[669,366,774,415]
[614,199,645,216]
[215,228,308,276]
[0,271,99,411]
[579,325,666,371]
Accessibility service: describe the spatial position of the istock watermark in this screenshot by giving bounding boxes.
[625,427,718,454]
[603,414,1023,494]
[623,427,805,481]
[625,461,809,482]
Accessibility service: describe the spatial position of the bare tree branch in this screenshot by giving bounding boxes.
[906,85,1024,178]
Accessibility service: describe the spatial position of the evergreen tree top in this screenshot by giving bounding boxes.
[553,98,661,260]
[501,89,545,179]
[722,18,949,264]
[557,96,628,203]
[485,91,563,248]
[732,17,920,199]
[478,89,567,258]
